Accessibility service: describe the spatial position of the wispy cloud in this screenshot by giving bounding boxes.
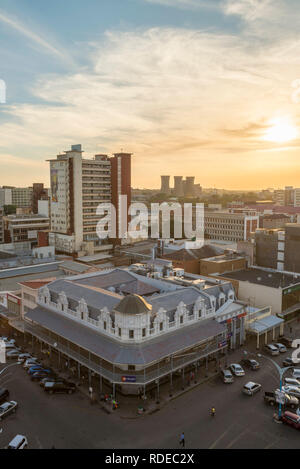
[223,0,273,21]
[143,0,218,10]
[0,9,73,64]
[1,4,300,188]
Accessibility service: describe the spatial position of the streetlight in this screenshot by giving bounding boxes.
[243,350,294,419]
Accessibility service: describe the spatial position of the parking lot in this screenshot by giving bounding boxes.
[1,337,300,449]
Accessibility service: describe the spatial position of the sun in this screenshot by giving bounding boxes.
[263,117,299,143]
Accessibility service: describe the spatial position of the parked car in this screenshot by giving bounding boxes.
[284,378,300,387]
[220,369,234,383]
[0,388,10,405]
[264,344,279,356]
[264,391,299,410]
[1,338,16,345]
[27,366,44,375]
[283,357,298,367]
[292,369,300,380]
[31,370,56,382]
[23,359,40,369]
[39,377,64,388]
[0,401,17,420]
[241,359,260,370]
[282,385,300,399]
[243,381,262,396]
[4,343,20,351]
[7,435,28,449]
[280,337,295,348]
[17,354,34,364]
[282,411,300,429]
[229,364,245,376]
[44,381,76,395]
[6,349,21,359]
[273,343,287,353]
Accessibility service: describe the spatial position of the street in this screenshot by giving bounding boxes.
[0,347,300,449]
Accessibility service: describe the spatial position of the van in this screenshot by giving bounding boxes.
[7,435,28,449]
[0,388,9,405]
[292,369,300,380]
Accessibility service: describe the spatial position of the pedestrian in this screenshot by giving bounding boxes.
[179,432,185,448]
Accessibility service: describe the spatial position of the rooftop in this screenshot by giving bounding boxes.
[218,268,300,289]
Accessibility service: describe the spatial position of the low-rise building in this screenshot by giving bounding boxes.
[3,214,50,248]
[22,267,246,396]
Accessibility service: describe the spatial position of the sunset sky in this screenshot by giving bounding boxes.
[1,0,300,190]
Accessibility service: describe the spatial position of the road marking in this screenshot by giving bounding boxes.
[209,423,238,449]
[225,427,250,449]
[36,436,43,449]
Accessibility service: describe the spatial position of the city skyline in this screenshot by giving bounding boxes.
[1,0,300,189]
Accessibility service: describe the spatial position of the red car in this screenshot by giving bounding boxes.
[282,411,300,429]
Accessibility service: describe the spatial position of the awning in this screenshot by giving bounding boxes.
[278,303,300,318]
[248,315,284,335]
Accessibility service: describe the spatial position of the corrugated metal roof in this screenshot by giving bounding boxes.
[25,307,226,365]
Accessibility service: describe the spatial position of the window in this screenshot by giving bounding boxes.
[129,330,134,339]
[142,328,146,337]
[160,322,163,331]
[104,321,107,330]
[118,328,122,337]
[128,365,135,371]
[180,316,183,324]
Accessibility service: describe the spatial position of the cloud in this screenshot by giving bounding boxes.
[223,0,273,21]
[1,22,300,188]
[0,9,73,64]
[143,0,217,10]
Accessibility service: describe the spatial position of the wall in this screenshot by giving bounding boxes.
[199,257,246,276]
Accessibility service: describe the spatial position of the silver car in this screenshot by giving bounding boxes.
[273,343,287,353]
[243,381,262,396]
[229,363,245,376]
[282,385,300,398]
[0,401,17,420]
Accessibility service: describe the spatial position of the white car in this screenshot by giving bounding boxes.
[18,354,34,364]
[284,377,300,387]
[243,381,262,396]
[23,358,39,369]
[229,364,245,376]
[7,435,28,449]
[0,401,18,420]
[282,385,300,398]
[273,343,287,353]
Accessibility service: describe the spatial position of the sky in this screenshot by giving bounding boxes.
[1,0,300,190]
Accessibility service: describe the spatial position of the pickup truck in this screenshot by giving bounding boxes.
[264,391,299,410]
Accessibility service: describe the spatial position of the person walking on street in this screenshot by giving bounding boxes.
[179,432,185,448]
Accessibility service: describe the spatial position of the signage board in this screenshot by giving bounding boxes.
[121,376,137,383]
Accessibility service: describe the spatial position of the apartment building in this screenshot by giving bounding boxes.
[204,212,259,243]
[48,145,131,255]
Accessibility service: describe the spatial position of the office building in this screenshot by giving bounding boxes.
[204,212,259,242]
[253,224,300,273]
[0,207,4,244]
[3,214,50,248]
